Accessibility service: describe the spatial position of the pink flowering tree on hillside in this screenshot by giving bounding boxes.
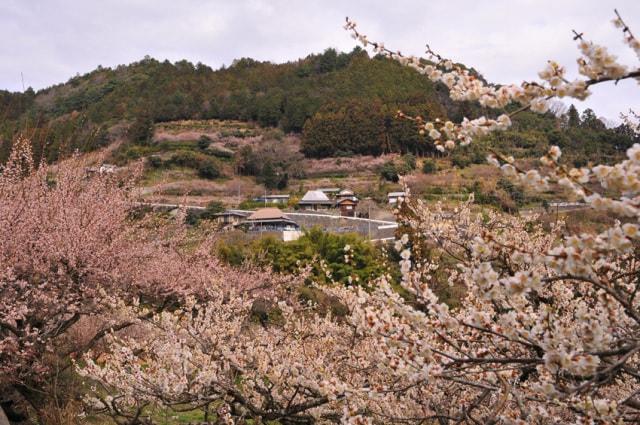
[0,138,291,422]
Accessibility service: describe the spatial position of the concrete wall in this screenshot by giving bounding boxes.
[285,214,396,240]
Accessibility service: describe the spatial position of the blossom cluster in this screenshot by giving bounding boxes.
[613,9,640,60]
[621,109,640,135]
[345,12,639,152]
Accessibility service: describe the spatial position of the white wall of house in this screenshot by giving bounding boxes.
[282,230,303,241]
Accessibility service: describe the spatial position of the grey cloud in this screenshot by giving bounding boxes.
[0,0,638,119]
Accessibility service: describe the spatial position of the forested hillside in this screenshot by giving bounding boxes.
[0,47,637,165]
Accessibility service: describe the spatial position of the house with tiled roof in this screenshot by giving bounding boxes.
[298,190,334,211]
[241,208,299,231]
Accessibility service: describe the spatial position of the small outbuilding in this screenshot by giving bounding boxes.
[388,191,406,205]
[253,194,290,205]
[336,197,359,217]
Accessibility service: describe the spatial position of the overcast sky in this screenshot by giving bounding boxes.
[1,0,638,120]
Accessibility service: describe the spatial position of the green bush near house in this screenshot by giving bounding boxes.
[217,227,392,286]
[185,201,226,226]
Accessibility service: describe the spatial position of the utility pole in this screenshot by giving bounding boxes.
[368,204,371,240]
[21,72,25,91]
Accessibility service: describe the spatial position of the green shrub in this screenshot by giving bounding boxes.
[380,161,399,182]
[185,209,205,226]
[147,155,163,169]
[206,200,225,212]
[262,128,285,141]
[198,161,220,179]
[573,158,588,168]
[249,298,284,326]
[217,240,248,266]
[335,150,354,157]
[452,156,471,169]
[167,151,203,168]
[422,160,437,174]
[497,178,525,207]
[164,150,222,179]
[276,173,289,190]
[111,144,156,164]
[468,182,498,207]
[185,201,225,226]
[297,286,349,317]
[217,228,390,286]
[401,153,417,171]
[129,114,154,144]
[207,145,234,159]
[471,150,486,164]
[198,135,211,150]
[238,200,286,210]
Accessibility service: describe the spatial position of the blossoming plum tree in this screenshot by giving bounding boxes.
[339,9,640,424]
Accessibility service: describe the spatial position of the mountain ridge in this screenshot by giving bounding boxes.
[0,48,636,166]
